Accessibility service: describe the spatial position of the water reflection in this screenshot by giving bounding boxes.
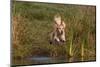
[68,57,74,62]
[81,56,84,61]
[12,56,95,66]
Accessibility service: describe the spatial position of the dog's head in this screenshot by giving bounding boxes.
[54,14,62,25]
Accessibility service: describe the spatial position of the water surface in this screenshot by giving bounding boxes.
[12,56,95,66]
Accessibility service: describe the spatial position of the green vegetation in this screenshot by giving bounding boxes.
[12,1,96,64]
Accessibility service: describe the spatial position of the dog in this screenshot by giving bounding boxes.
[49,14,66,45]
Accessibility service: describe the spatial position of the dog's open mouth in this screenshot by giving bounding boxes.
[57,28,63,35]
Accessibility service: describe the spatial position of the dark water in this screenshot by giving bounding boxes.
[13,56,95,66]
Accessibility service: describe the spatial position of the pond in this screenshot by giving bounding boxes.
[12,56,95,66]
